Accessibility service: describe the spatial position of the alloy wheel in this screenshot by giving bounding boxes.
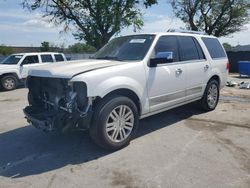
[3,78,15,90]
[105,105,134,143]
[207,84,218,108]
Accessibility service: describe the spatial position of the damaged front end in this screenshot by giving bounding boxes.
[23,76,93,132]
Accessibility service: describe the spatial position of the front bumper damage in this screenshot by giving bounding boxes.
[23,76,93,132]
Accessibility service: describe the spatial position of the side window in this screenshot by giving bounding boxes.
[178,36,201,61]
[41,54,53,63]
[202,37,226,59]
[21,55,39,65]
[154,36,179,62]
[54,54,64,62]
[193,38,206,59]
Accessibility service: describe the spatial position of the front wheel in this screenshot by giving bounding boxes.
[1,75,17,91]
[199,80,220,111]
[90,95,139,150]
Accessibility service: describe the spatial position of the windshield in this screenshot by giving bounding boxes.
[93,35,155,61]
[1,55,23,65]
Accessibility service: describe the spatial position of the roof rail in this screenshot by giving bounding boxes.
[167,29,207,35]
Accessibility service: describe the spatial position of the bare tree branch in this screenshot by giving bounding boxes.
[170,0,250,37]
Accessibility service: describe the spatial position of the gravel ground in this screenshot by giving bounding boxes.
[0,74,249,188]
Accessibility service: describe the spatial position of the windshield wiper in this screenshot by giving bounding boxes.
[95,56,123,61]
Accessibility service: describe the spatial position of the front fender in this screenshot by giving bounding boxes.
[70,62,149,114]
[0,70,21,79]
[86,76,150,115]
[89,76,144,98]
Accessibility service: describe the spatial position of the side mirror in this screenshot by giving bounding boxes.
[149,52,174,67]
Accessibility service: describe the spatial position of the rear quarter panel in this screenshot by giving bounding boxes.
[196,36,228,89]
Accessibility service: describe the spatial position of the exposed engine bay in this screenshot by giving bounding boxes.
[23,76,93,132]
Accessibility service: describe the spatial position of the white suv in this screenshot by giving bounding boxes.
[24,31,228,150]
[0,52,66,91]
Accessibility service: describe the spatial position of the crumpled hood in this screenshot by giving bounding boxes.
[29,59,125,78]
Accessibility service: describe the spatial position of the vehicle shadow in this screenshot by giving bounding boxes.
[0,85,25,92]
[0,103,203,178]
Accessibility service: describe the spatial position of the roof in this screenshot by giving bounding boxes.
[123,31,215,38]
[12,52,63,55]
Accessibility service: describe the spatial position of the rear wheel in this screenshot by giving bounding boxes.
[1,75,17,91]
[90,95,139,150]
[199,79,219,111]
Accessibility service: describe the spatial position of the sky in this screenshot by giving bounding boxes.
[0,0,249,47]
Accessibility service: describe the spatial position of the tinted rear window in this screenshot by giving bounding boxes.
[41,54,53,63]
[54,54,64,62]
[202,37,226,59]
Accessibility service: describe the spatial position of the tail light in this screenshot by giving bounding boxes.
[226,61,230,71]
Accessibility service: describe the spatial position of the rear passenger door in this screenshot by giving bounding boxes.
[20,55,40,78]
[178,36,208,100]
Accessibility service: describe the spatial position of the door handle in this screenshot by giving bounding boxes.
[204,65,209,71]
[175,68,183,75]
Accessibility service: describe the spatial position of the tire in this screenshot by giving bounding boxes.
[90,95,139,150]
[198,79,220,111]
[1,75,17,91]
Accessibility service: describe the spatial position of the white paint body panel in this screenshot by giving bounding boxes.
[185,60,208,100]
[29,60,123,78]
[146,63,187,112]
[71,62,150,115]
[0,64,21,78]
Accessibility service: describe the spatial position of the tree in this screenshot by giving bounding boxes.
[223,42,233,51]
[170,0,250,37]
[0,45,13,55]
[144,0,158,7]
[40,41,50,52]
[68,43,96,53]
[23,0,156,49]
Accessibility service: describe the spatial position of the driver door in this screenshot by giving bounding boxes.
[146,36,187,112]
[20,55,40,78]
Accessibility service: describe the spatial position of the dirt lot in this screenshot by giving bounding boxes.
[0,75,250,188]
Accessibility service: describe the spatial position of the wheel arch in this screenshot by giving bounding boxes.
[93,88,142,116]
[208,75,221,87]
[0,72,19,80]
[0,73,20,90]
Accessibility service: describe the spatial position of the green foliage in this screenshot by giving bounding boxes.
[144,0,158,7]
[0,45,13,55]
[40,41,50,52]
[170,0,250,37]
[223,43,233,51]
[23,0,156,49]
[68,43,96,53]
